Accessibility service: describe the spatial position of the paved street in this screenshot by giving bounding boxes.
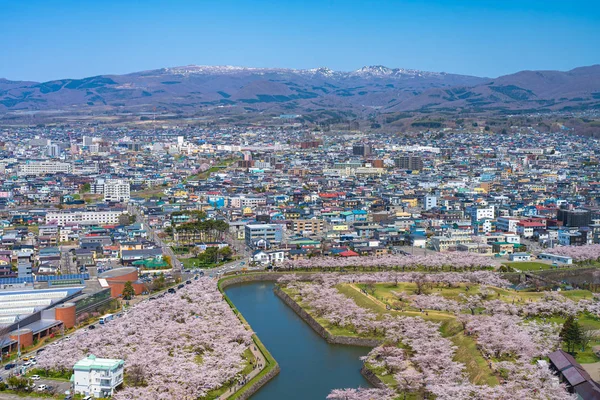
[59,245,77,275]
[127,204,182,271]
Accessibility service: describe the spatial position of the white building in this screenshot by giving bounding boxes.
[103,180,130,202]
[229,196,266,208]
[73,354,124,398]
[251,249,286,265]
[470,206,495,222]
[424,195,438,210]
[18,161,72,176]
[45,210,126,226]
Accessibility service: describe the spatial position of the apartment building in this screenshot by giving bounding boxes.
[292,219,325,235]
[45,210,126,226]
[497,216,520,233]
[103,179,131,202]
[18,161,72,176]
[395,154,423,171]
[230,196,267,208]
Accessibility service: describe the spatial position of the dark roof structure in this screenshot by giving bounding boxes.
[548,349,600,399]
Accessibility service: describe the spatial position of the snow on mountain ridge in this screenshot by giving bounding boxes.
[162,65,442,79]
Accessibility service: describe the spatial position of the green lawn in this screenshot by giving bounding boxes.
[451,331,499,386]
[506,261,556,271]
[180,257,229,269]
[363,282,593,309]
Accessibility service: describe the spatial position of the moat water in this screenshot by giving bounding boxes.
[225,281,372,400]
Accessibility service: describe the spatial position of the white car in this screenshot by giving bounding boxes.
[37,384,47,391]
[31,374,41,380]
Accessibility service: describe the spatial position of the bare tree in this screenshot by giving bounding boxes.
[127,364,146,387]
[414,276,428,295]
[580,327,597,352]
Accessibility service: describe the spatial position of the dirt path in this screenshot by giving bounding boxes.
[582,362,600,382]
[347,284,453,320]
[219,344,267,399]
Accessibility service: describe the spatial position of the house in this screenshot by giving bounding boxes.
[548,349,600,399]
[75,249,95,267]
[251,249,286,265]
[73,354,124,398]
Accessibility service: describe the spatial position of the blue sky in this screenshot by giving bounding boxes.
[1,0,599,81]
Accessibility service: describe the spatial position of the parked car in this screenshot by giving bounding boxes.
[185,280,191,284]
[37,348,45,354]
[88,325,96,330]
[177,284,184,289]
[31,374,41,380]
[37,384,48,391]
[4,363,15,370]
[167,288,176,294]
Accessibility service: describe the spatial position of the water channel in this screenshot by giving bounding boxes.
[225,281,372,400]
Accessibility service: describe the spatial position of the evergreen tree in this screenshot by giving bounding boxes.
[560,315,582,353]
[122,281,135,300]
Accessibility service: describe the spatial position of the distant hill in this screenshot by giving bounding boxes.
[1,64,599,117]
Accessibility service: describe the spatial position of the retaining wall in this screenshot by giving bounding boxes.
[273,286,381,347]
[233,364,281,400]
[360,365,387,389]
[220,272,385,398]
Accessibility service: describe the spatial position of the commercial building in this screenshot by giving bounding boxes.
[245,224,284,248]
[538,253,573,265]
[73,354,124,398]
[353,144,373,157]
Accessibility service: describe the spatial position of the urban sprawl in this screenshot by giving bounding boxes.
[1,124,600,399]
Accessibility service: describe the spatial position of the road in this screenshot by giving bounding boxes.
[59,245,77,275]
[127,204,182,271]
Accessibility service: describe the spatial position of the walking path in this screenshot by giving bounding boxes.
[219,344,267,399]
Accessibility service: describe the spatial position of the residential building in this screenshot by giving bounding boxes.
[73,354,124,398]
[45,210,126,226]
[292,219,325,235]
[18,161,72,176]
[103,180,131,202]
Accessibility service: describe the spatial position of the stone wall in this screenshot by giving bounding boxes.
[221,272,385,398]
[219,273,286,290]
[360,365,387,389]
[234,364,281,400]
[273,286,381,347]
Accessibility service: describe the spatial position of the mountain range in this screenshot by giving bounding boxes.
[1,64,600,119]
